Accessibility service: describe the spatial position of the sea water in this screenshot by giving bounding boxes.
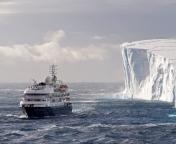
[0,82,176,144]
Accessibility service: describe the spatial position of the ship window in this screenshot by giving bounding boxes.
[25,94,48,96]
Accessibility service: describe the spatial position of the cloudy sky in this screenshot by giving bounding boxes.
[0,0,176,83]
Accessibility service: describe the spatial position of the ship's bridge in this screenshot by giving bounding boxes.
[24,87,54,95]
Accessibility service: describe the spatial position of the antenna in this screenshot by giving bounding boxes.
[30,77,37,85]
[58,80,63,84]
[49,65,57,76]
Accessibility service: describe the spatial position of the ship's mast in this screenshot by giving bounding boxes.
[49,65,57,76]
[49,65,57,86]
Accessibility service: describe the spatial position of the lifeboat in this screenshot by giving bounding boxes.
[59,85,68,91]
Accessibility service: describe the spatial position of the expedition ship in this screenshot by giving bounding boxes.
[20,65,72,118]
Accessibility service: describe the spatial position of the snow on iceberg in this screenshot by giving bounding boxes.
[117,39,176,102]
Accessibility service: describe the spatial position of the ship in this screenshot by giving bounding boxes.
[20,65,72,118]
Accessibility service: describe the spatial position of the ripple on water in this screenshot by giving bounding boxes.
[0,83,176,143]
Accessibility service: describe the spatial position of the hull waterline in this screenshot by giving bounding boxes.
[21,106,72,118]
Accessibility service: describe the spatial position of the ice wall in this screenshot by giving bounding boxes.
[119,39,176,102]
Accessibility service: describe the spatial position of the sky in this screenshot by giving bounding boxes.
[0,0,176,83]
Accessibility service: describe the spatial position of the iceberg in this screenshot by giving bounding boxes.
[118,39,176,102]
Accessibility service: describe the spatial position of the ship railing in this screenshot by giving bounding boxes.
[20,101,49,105]
[23,94,49,98]
[50,98,66,103]
[22,98,49,101]
[52,93,68,97]
[26,96,48,100]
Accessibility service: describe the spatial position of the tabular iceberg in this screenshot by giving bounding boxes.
[117,39,176,102]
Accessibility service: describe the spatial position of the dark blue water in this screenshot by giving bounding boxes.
[0,83,176,144]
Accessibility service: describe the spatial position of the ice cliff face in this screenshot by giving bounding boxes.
[119,39,176,102]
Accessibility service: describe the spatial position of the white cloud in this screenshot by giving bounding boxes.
[43,30,65,42]
[92,35,106,40]
[0,30,110,64]
[1,0,176,17]
[0,1,18,14]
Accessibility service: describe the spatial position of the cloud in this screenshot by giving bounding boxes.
[43,30,65,42]
[92,35,106,40]
[169,36,176,39]
[0,30,110,64]
[1,0,176,17]
[0,1,18,14]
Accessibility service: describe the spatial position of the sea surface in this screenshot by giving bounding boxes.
[0,82,176,144]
